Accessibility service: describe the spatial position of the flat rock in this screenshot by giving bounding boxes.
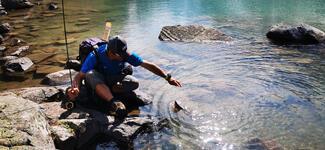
[159,25,232,42]
[4,86,62,103]
[0,96,55,149]
[266,23,325,44]
[4,57,34,76]
[41,69,77,86]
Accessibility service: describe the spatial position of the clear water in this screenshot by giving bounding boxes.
[1,0,325,149]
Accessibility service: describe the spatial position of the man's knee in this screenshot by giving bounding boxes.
[85,70,105,90]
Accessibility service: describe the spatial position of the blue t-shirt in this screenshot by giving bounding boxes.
[80,44,143,75]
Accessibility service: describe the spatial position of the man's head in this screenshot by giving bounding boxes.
[107,36,129,61]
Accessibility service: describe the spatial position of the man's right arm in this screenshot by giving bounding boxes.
[72,72,85,89]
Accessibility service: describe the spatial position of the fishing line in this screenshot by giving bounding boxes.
[61,0,73,86]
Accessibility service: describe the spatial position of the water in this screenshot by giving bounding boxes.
[1,0,325,149]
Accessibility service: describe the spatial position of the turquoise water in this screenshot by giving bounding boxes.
[1,0,325,149]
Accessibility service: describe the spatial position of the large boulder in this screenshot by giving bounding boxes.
[266,23,325,44]
[41,69,78,86]
[2,0,34,9]
[3,86,62,103]
[159,25,232,42]
[0,96,55,149]
[3,57,34,77]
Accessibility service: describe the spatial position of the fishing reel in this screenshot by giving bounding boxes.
[60,87,76,110]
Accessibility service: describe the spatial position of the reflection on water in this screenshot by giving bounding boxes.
[1,0,325,149]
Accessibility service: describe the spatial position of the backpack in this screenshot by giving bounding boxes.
[66,37,107,71]
[77,37,107,65]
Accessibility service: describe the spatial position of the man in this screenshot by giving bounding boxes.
[67,36,181,118]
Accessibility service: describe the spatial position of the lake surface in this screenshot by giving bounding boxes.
[1,0,325,149]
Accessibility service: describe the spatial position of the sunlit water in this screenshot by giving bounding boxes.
[1,0,325,149]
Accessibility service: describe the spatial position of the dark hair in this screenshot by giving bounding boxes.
[108,36,129,60]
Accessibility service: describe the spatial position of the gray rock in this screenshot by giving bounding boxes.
[41,69,77,86]
[10,38,24,46]
[10,45,29,56]
[64,59,81,71]
[0,55,18,64]
[5,86,62,103]
[0,96,55,149]
[0,23,10,34]
[2,0,34,9]
[0,10,7,16]
[266,23,325,44]
[159,25,232,42]
[0,34,3,44]
[4,57,34,76]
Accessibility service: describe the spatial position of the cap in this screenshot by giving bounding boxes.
[108,36,129,60]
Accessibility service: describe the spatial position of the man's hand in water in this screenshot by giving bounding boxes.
[67,87,80,101]
[168,78,182,87]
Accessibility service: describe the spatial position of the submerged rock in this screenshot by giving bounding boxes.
[4,57,34,76]
[0,96,55,149]
[266,23,325,44]
[2,0,34,9]
[41,69,77,86]
[159,25,232,42]
[10,45,29,56]
[48,3,58,10]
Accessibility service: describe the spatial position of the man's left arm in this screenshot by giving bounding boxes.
[140,60,182,87]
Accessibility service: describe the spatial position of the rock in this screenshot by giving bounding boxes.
[0,46,6,56]
[55,38,77,45]
[0,35,3,44]
[159,25,232,42]
[5,86,62,103]
[13,24,24,29]
[48,3,58,10]
[42,13,56,17]
[2,0,34,9]
[0,96,55,149]
[64,59,81,71]
[0,10,7,16]
[105,117,153,146]
[266,23,325,44]
[41,69,77,86]
[0,55,18,65]
[10,45,29,56]
[4,57,34,76]
[10,38,24,46]
[0,23,11,34]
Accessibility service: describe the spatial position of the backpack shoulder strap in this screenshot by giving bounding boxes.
[92,46,100,66]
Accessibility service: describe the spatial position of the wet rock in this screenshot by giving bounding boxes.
[266,23,325,44]
[48,3,58,10]
[5,86,62,103]
[0,35,3,44]
[29,25,40,32]
[46,25,61,30]
[64,59,81,71]
[0,46,6,56]
[41,69,77,86]
[75,22,89,26]
[42,13,56,17]
[13,24,24,29]
[0,55,17,65]
[66,28,89,34]
[0,96,55,149]
[10,38,25,46]
[0,10,7,16]
[159,25,232,42]
[245,138,282,150]
[0,23,11,34]
[4,57,34,76]
[10,45,29,56]
[2,0,34,9]
[78,18,91,22]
